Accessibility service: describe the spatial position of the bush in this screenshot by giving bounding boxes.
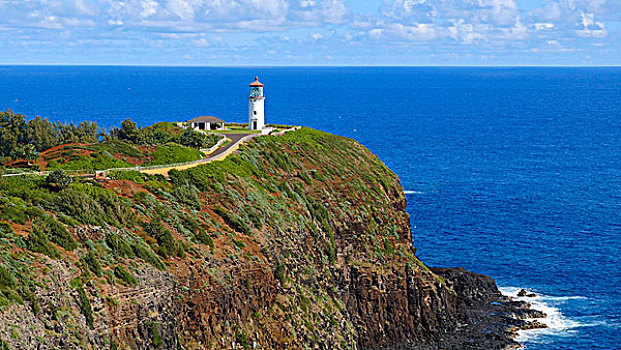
[83,248,103,277]
[213,207,251,235]
[114,265,138,287]
[148,321,163,349]
[36,216,77,251]
[132,243,166,271]
[144,220,181,259]
[275,263,286,286]
[45,169,73,190]
[75,283,94,329]
[173,181,200,209]
[0,266,16,288]
[26,227,61,259]
[195,229,214,252]
[54,185,135,227]
[106,234,136,259]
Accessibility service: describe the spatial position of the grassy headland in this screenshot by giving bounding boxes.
[0,116,456,350]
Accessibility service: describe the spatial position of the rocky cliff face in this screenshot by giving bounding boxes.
[0,128,539,350]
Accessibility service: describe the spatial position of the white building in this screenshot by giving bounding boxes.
[187,116,226,131]
[248,77,265,130]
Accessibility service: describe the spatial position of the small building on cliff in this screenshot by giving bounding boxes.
[187,116,226,131]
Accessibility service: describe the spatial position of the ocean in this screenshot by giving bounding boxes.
[1,66,619,349]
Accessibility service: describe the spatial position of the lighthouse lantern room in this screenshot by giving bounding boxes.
[248,77,265,131]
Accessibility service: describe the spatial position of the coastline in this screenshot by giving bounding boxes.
[364,268,548,350]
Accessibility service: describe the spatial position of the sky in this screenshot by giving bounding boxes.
[0,0,619,66]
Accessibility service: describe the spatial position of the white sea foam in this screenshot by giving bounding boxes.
[499,287,602,346]
[404,190,424,195]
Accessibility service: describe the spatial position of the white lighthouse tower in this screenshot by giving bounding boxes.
[248,76,265,131]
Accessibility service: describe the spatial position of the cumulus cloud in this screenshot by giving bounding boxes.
[0,0,618,64]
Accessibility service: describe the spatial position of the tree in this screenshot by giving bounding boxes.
[76,121,99,143]
[179,128,205,148]
[24,144,39,166]
[45,169,73,190]
[118,118,139,143]
[0,109,28,157]
[26,116,59,151]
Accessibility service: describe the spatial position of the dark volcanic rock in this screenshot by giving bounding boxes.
[517,289,537,298]
[363,268,547,350]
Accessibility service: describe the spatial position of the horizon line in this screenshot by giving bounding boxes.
[1,63,621,68]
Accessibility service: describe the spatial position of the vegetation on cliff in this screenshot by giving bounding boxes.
[0,110,220,172]
[0,126,454,349]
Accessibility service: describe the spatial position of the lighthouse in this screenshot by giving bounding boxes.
[248,76,265,130]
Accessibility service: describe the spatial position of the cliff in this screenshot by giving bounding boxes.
[0,128,540,350]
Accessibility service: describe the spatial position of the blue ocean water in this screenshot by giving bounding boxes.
[1,66,620,349]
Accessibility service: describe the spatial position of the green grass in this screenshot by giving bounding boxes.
[45,141,142,171]
[47,152,133,171]
[147,143,204,166]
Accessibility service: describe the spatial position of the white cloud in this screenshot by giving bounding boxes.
[576,11,607,37]
[0,0,618,64]
[448,19,486,44]
[389,23,436,41]
[322,0,349,24]
[166,0,195,20]
[74,0,100,16]
[368,28,384,39]
[533,23,554,30]
[108,19,124,26]
[192,37,210,47]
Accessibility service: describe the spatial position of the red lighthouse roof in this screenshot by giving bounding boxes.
[249,76,264,87]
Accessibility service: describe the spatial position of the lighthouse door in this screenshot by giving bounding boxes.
[252,121,257,130]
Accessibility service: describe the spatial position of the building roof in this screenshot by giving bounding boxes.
[249,76,264,87]
[187,116,225,123]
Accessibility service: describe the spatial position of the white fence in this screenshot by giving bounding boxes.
[200,135,228,153]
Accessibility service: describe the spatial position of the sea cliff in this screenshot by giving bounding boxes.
[0,127,542,349]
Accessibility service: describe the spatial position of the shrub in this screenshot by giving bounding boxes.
[179,128,220,149]
[132,243,166,271]
[54,186,135,227]
[173,181,200,209]
[114,265,138,287]
[48,152,132,171]
[83,249,103,277]
[45,169,73,190]
[0,266,16,288]
[326,241,336,265]
[36,216,77,251]
[148,321,163,349]
[195,229,214,252]
[274,264,286,286]
[213,207,251,235]
[144,220,181,259]
[106,234,136,259]
[235,331,251,350]
[75,283,94,329]
[26,227,61,259]
[108,170,167,187]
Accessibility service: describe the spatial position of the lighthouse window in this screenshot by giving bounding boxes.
[253,111,257,115]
